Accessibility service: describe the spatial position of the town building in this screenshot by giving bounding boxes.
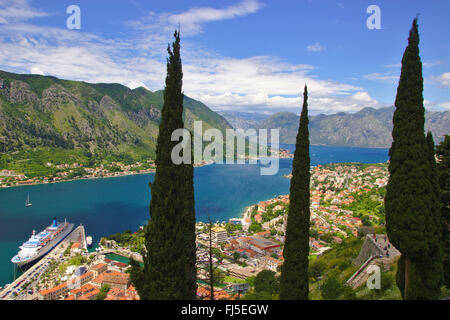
[237,236,281,255]
[39,271,94,300]
[211,226,227,244]
[102,271,130,290]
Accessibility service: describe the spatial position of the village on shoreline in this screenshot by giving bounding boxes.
[0,159,211,189]
[0,148,293,189]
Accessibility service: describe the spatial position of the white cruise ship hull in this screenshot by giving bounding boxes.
[12,223,74,268]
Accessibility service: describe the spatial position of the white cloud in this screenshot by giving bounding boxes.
[382,63,401,68]
[432,72,450,88]
[383,60,443,69]
[438,102,450,110]
[168,0,263,36]
[307,42,326,52]
[352,91,375,102]
[363,72,398,83]
[196,92,383,114]
[127,81,150,90]
[0,1,385,115]
[130,0,263,37]
[180,55,372,114]
[422,99,450,111]
[0,0,48,24]
[30,66,44,75]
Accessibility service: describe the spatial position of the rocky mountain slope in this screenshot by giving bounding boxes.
[255,107,449,148]
[218,111,269,130]
[0,70,231,160]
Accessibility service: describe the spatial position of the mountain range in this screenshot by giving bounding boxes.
[220,107,449,148]
[1,68,448,165]
[217,111,269,130]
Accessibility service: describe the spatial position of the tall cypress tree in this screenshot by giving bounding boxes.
[280,85,310,299]
[436,135,450,288]
[385,18,442,299]
[137,30,197,300]
[424,132,444,295]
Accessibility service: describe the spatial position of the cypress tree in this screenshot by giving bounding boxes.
[385,18,442,299]
[137,30,197,300]
[129,256,144,294]
[280,85,310,299]
[436,135,450,288]
[424,132,444,295]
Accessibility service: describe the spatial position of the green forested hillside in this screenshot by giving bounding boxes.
[0,70,231,175]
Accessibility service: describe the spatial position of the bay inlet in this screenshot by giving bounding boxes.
[0,145,389,286]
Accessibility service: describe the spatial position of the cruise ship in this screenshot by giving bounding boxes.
[11,218,74,268]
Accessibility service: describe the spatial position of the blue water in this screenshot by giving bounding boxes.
[0,145,388,286]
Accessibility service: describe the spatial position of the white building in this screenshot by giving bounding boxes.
[211,227,227,244]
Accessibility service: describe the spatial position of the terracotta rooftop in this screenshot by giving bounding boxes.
[103,271,130,285]
[78,289,100,300]
[91,263,107,270]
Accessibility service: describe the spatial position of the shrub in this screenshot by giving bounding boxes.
[321,276,345,300]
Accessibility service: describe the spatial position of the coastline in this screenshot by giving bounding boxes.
[0,152,389,287]
[0,148,294,190]
[0,169,156,190]
[0,161,218,190]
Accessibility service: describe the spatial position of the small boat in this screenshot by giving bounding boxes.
[25,194,32,207]
[86,236,93,248]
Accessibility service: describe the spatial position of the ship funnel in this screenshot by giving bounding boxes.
[52,218,57,228]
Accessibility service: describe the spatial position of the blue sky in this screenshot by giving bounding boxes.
[0,0,449,115]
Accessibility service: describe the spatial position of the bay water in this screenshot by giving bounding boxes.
[0,145,388,286]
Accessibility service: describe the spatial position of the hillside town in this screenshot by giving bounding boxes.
[105,162,389,299]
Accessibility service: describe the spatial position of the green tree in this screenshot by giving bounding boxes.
[436,135,450,288]
[233,252,240,261]
[309,259,326,280]
[246,276,256,287]
[248,222,263,233]
[280,85,310,299]
[361,215,372,227]
[254,270,280,295]
[320,276,344,300]
[95,284,110,300]
[135,30,197,300]
[385,18,442,299]
[129,256,144,294]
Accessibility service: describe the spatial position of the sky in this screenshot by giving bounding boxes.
[0,0,449,115]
